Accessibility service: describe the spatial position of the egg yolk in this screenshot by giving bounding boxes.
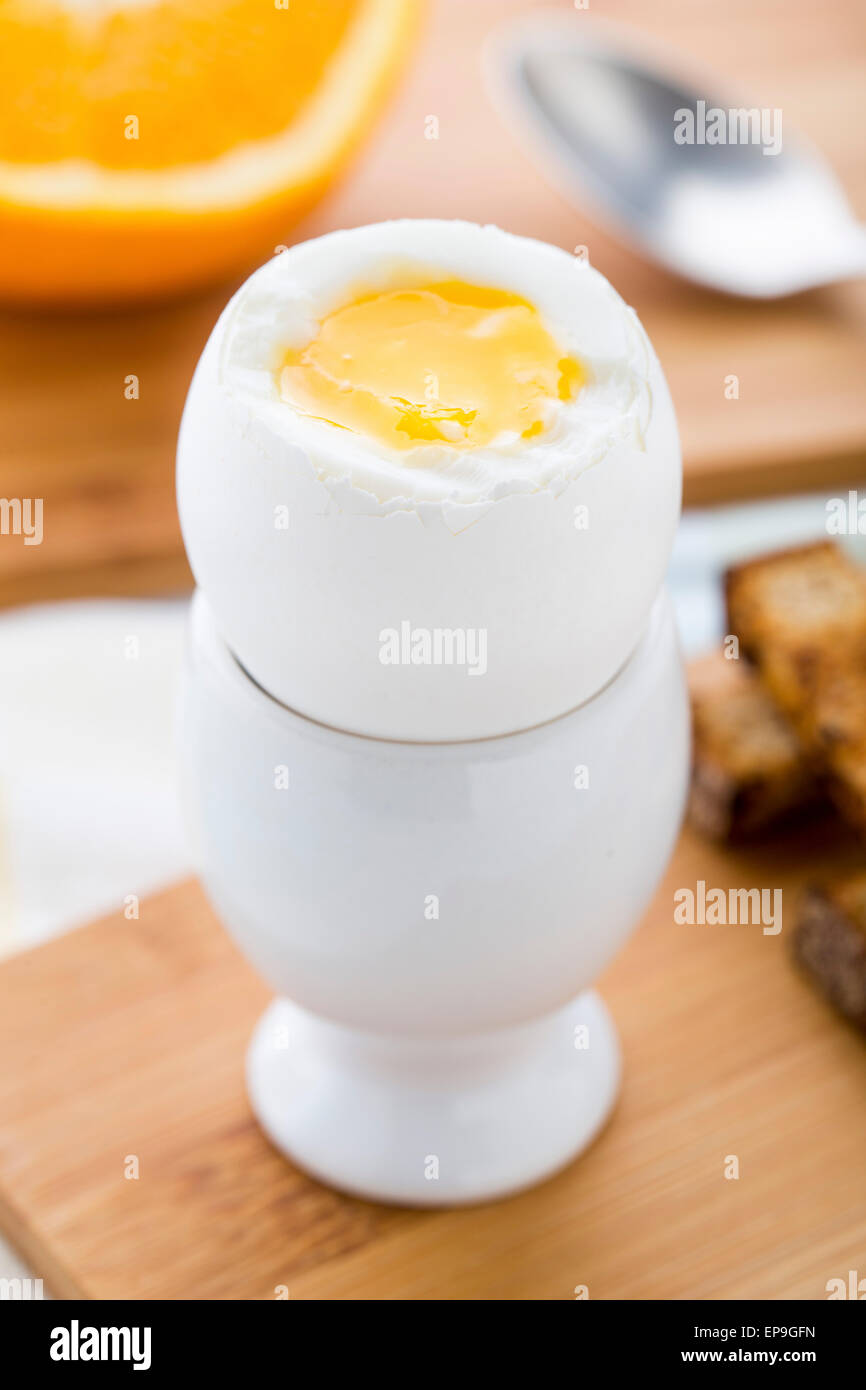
[277,279,584,453]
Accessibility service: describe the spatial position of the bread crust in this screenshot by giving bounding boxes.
[725,541,866,841]
[688,652,819,840]
[793,876,866,1031]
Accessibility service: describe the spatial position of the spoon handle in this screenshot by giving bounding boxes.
[829,222,866,283]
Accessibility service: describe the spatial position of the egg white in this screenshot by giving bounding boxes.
[178,219,681,741]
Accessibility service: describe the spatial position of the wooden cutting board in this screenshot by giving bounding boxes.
[1,815,865,1301]
[2,0,866,610]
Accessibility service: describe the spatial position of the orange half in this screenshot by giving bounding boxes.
[0,0,417,303]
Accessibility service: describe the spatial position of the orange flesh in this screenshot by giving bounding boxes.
[0,0,357,169]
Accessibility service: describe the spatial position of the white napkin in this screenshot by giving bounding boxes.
[0,598,191,958]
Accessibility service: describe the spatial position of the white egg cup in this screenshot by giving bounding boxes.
[178,588,688,1206]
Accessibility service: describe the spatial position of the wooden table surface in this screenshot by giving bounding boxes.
[1,813,864,1301]
[2,0,866,609]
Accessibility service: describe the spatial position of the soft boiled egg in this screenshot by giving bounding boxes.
[177,219,681,741]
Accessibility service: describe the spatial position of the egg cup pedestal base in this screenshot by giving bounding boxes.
[246,989,620,1206]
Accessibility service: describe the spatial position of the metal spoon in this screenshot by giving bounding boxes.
[486,15,866,298]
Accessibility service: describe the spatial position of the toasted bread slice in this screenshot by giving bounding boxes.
[726,541,866,839]
[793,875,866,1031]
[726,541,866,711]
[688,652,818,840]
[800,664,866,832]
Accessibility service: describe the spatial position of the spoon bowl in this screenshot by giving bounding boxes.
[488,15,866,297]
